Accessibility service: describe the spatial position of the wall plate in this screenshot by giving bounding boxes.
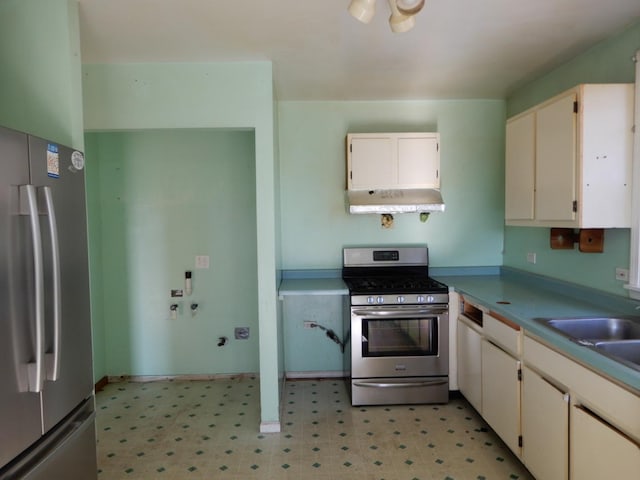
[234,327,250,340]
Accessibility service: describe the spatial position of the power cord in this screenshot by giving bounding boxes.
[309,322,345,353]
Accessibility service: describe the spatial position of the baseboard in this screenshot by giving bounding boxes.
[260,421,281,433]
[94,376,109,392]
[106,372,259,383]
[285,371,346,379]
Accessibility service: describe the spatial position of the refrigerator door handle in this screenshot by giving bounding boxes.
[42,186,61,382]
[21,185,45,393]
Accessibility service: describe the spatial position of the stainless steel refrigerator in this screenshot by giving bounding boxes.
[0,126,97,479]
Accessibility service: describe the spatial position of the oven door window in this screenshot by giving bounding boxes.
[362,317,438,357]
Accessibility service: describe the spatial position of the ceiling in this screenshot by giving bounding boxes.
[77,0,640,101]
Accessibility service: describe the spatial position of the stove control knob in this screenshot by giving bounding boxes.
[367,296,375,304]
[417,295,426,303]
[427,295,434,303]
[376,296,385,304]
[397,295,405,304]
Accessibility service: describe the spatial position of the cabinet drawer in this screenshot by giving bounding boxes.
[484,312,521,355]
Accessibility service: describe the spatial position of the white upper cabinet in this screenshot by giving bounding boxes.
[535,91,578,222]
[505,112,535,221]
[505,84,634,228]
[347,133,440,190]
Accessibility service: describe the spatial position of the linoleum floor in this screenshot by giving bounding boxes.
[96,377,534,479]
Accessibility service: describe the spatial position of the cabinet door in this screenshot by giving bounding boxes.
[505,112,535,221]
[481,339,521,455]
[570,404,640,480]
[349,136,395,189]
[457,318,482,412]
[397,136,439,188]
[521,366,569,480]
[580,84,634,227]
[535,92,577,221]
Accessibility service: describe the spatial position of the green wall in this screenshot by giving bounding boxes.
[277,100,506,375]
[278,100,507,269]
[82,62,282,428]
[0,0,83,148]
[86,129,258,375]
[283,295,345,374]
[504,21,640,295]
[84,140,106,382]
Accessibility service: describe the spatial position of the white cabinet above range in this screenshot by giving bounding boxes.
[347,132,440,190]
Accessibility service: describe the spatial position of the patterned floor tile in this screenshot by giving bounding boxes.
[96,377,534,479]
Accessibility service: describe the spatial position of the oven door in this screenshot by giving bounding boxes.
[351,306,449,379]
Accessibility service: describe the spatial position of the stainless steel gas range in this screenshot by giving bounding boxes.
[342,246,449,406]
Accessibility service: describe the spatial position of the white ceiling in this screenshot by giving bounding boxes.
[77,0,640,101]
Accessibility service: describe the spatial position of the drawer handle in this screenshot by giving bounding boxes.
[354,379,448,389]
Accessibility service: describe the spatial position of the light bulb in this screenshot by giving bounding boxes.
[388,0,417,33]
[348,0,377,24]
[396,0,425,15]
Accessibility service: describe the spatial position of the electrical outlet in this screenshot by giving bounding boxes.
[526,252,536,264]
[615,267,629,281]
[234,327,250,339]
[303,321,316,329]
[195,255,210,269]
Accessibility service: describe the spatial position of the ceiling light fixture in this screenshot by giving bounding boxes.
[348,0,425,33]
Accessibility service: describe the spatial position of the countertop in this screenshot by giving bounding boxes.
[434,270,640,393]
[278,278,348,297]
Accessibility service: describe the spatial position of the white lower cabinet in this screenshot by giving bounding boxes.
[523,334,640,480]
[457,317,482,412]
[481,339,521,455]
[521,366,569,480]
[455,307,640,480]
[570,404,640,480]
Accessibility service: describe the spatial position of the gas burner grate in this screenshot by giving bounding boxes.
[343,276,448,295]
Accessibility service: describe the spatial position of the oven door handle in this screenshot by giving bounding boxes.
[352,309,446,318]
[353,379,448,389]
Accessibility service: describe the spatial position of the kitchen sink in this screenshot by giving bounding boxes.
[535,316,640,372]
[542,317,640,341]
[594,340,640,367]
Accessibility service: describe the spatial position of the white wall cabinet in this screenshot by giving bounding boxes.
[347,133,440,190]
[521,366,569,480]
[505,111,535,221]
[505,83,634,228]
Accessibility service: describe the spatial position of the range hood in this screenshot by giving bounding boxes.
[346,188,446,214]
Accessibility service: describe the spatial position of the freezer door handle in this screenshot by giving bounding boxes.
[42,186,61,381]
[21,185,45,393]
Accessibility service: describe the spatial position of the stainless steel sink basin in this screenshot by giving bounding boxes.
[543,317,640,341]
[594,340,640,366]
[535,316,640,372]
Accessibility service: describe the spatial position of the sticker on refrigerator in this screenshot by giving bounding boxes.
[47,144,60,178]
[70,151,85,172]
